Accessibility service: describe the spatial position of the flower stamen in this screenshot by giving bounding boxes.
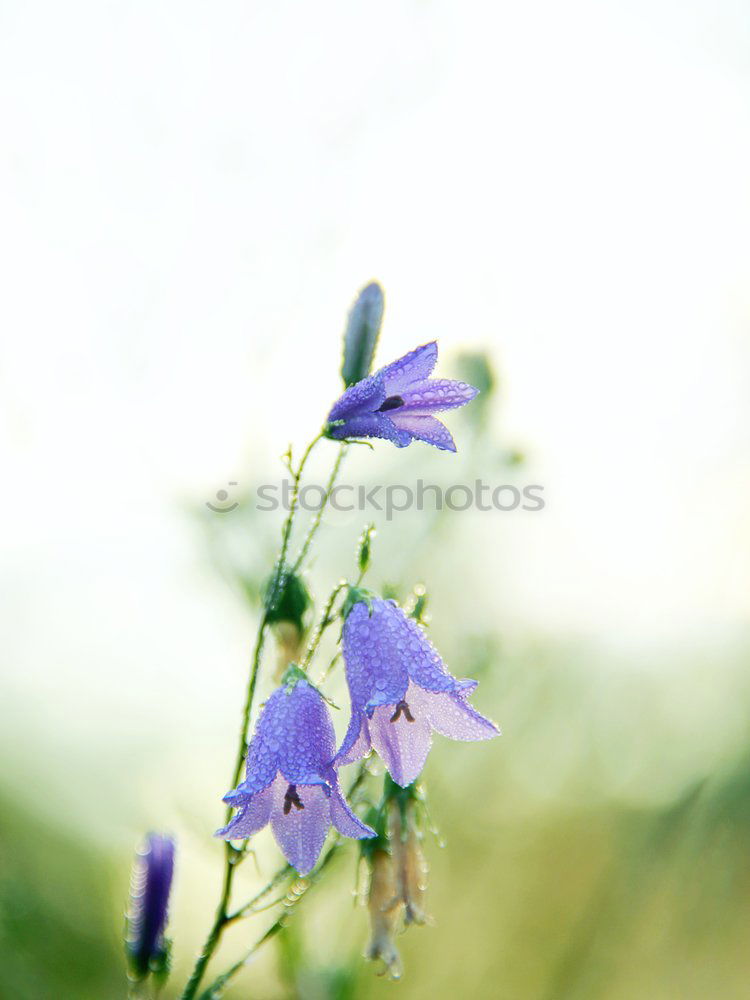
[283,784,305,814]
[377,395,405,412]
[390,700,415,723]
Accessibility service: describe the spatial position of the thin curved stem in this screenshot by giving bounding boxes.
[180,432,325,1000]
[291,442,348,573]
[300,579,348,671]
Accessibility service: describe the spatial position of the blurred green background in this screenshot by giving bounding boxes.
[2,1,750,998]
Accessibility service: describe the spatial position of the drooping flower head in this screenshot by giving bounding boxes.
[326,342,478,452]
[336,593,499,786]
[126,832,175,982]
[217,669,375,874]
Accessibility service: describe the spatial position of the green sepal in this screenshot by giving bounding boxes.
[342,585,377,620]
[280,663,339,710]
[150,938,172,990]
[383,773,424,840]
[359,805,389,861]
[263,567,312,631]
[409,584,429,624]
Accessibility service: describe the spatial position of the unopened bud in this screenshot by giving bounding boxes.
[263,567,312,674]
[341,282,384,387]
[126,833,175,984]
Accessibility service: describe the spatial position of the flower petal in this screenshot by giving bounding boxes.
[335,710,372,766]
[273,681,337,785]
[399,378,479,413]
[328,372,385,422]
[327,412,412,447]
[389,413,456,452]
[386,608,465,694]
[215,776,278,840]
[329,783,376,839]
[368,704,433,787]
[342,601,410,711]
[410,685,500,741]
[270,783,331,875]
[381,342,438,393]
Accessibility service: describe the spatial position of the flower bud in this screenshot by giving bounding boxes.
[357,523,376,576]
[341,282,384,387]
[365,848,402,979]
[125,833,175,983]
[388,796,428,926]
[263,567,312,674]
[361,808,401,979]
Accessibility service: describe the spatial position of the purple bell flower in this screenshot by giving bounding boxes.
[336,596,499,786]
[326,341,478,452]
[216,674,375,875]
[126,832,175,980]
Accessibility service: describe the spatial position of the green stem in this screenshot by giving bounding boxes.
[291,442,348,573]
[180,432,325,1000]
[300,579,348,671]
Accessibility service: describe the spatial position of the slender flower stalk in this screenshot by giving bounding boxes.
[180,433,347,1000]
[198,764,371,1000]
[292,442,348,573]
[172,285,497,998]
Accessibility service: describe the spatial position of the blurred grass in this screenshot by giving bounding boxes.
[3,637,750,999]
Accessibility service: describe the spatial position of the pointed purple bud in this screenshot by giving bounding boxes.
[126,833,175,982]
[327,342,479,451]
[335,596,499,786]
[342,282,385,387]
[216,676,375,874]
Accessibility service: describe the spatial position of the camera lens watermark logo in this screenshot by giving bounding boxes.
[206,482,240,513]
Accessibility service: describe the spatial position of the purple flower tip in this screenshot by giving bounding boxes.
[336,598,499,786]
[126,832,175,980]
[327,341,479,451]
[216,677,375,874]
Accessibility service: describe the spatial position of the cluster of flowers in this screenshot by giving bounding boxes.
[216,592,499,873]
[126,285,500,990]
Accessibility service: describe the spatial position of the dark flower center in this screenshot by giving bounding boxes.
[377,395,405,412]
[390,700,415,723]
[283,784,305,814]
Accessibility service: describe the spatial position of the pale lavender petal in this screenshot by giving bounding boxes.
[270,783,331,875]
[368,704,432,787]
[410,684,500,741]
[389,413,456,452]
[335,710,372,766]
[381,342,438,393]
[215,776,279,840]
[329,783,376,839]
[399,379,479,413]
